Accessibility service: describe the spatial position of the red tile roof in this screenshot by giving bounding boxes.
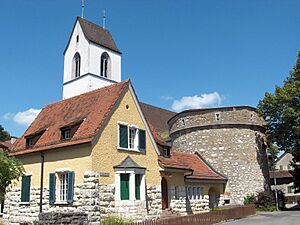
[140,103,176,133]
[11,81,129,156]
[159,151,227,181]
[0,141,13,151]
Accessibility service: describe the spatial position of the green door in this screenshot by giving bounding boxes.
[121,174,129,200]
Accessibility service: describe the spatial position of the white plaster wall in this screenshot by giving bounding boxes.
[276,153,293,170]
[63,20,122,99]
[63,75,116,99]
[63,21,90,83]
[89,42,121,82]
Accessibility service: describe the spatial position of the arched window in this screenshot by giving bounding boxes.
[72,53,81,78]
[100,52,111,78]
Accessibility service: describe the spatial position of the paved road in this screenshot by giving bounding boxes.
[219,211,300,225]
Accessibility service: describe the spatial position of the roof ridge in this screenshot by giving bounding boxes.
[44,80,129,108]
[141,102,176,114]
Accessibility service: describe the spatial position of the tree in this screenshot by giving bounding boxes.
[0,125,11,142]
[0,151,24,202]
[258,51,300,192]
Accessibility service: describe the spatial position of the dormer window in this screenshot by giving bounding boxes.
[61,129,71,140]
[163,147,170,158]
[26,138,34,149]
[25,129,46,149]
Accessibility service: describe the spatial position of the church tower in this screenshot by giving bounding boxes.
[63,17,122,99]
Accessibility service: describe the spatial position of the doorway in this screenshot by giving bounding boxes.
[161,178,168,209]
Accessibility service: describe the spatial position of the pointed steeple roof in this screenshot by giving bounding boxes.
[114,156,146,169]
[77,17,121,54]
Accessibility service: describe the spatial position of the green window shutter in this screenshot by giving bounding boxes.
[49,173,56,205]
[120,174,129,200]
[138,129,146,152]
[135,175,141,200]
[67,171,75,203]
[119,125,128,148]
[21,175,31,202]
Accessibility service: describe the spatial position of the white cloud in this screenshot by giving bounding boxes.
[3,108,41,126]
[161,96,174,101]
[171,92,224,112]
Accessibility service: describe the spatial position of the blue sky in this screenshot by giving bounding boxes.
[0,0,299,137]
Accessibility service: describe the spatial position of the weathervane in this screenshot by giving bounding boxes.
[81,0,85,18]
[102,10,106,29]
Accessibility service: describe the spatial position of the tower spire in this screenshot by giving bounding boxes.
[81,0,85,18]
[102,10,106,29]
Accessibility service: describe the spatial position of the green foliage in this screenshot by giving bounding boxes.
[102,216,132,225]
[0,125,10,142]
[254,191,276,210]
[0,151,24,202]
[244,193,256,205]
[258,51,300,191]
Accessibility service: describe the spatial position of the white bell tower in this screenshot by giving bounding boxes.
[62,17,122,99]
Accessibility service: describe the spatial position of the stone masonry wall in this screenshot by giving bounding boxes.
[169,108,270,205]
[3,171,100,225]
[169,186,210,215]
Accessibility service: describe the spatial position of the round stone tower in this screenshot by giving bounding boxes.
[168,106,270,204]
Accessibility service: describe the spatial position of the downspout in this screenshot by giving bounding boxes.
[39,152,44,213]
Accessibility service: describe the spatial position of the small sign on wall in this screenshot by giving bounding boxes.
[99,172,110,177]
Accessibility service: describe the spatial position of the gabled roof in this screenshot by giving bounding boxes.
[11,81,129,155]
[77,17,121,54]
[140,103,176,133]
[114,156,145,169]
[159,151,227,181]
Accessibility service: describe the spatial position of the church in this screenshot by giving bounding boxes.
[3,17,269,224]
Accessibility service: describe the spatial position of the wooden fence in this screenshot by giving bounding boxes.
[131,204,256,225]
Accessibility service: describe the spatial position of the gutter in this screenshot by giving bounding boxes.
[39,152,44,213]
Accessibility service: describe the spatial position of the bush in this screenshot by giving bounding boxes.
[244,193,256,205]
[102,216,132,225]
[255,191,276,211]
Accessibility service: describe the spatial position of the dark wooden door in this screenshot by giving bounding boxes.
[161,178,168,209]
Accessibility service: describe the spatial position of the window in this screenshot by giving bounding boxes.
[215,113,220,121]
[279,165,283,171]
[135,174,142,200]
[49,171,74,204]
[188,187,192,199]
[73,53,81,78]
[174,186,179,200]
[26,138,34,149]
[129,127,137,149]
[118,123,146,152]
[58,173,69,201]
[21,175,31,202]
[288,186,293,194]
[162,147,170,158]
[76,35,79,43]
[100,52,110,78]
[186,186,203,200]
[120,174,129,200]
[61,129,71,140]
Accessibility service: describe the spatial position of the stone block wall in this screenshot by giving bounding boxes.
[3,171,100,225]
[168,186,210,215]
[169,107,270,205]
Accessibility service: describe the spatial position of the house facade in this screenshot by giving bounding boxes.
[3,17,229,225]
[270,152,300,205]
